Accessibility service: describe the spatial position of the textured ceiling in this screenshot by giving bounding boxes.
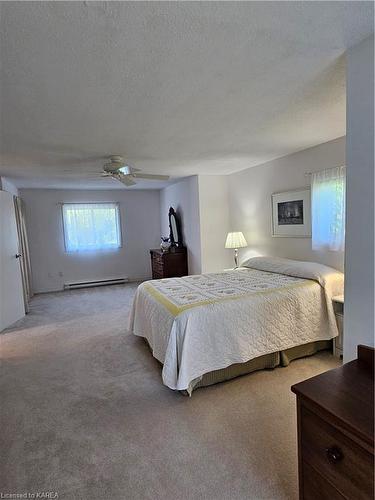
[0,1,373,189]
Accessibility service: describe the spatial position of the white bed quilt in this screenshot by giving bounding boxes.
[129,257,344,393]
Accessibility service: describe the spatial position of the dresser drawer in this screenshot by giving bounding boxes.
[152,260,163,273]
[152,252,163,265]
[302,461,345,500]
[301,406,374,499]
[151,251,165,278]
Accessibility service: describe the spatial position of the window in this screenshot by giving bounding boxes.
[311,166,346,252]
[62,203,121,252]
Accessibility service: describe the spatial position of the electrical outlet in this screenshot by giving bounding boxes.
[58,271,63,277]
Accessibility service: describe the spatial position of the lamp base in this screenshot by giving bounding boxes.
[234,248,239,268]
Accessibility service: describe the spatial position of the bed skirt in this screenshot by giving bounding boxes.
[193,339,332,390]
[143,338,332,392]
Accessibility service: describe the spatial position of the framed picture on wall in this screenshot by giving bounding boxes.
[271,189,311,237]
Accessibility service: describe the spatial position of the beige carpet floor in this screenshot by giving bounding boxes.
[0,284,340,500]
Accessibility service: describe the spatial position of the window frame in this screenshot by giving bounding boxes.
[61,202,122,253]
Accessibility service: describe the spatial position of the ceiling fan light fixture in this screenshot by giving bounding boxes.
[100,155,169,186]
[118,165,131,175]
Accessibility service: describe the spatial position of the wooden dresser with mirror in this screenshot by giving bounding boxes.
[151,205,188,279]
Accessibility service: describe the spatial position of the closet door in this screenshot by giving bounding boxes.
[0,190,25,331]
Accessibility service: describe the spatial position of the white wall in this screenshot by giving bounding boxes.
[160,139,346,274]
[160,177,202,275]
[21,189,161,293]
[228,137,346,271]
[0,177,19,196]
[344,35,374,361]
[198,175,232,273]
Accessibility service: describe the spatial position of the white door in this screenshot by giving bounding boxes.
[0,190,25,331]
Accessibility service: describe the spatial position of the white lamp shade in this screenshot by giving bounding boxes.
[225,231,248,249]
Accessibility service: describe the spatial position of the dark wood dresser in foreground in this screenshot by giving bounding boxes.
[291,345,374,500]
[150,248,188,279]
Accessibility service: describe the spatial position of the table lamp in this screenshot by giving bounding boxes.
[225,231,248,268]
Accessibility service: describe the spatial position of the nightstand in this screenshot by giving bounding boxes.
[332,295,344,358]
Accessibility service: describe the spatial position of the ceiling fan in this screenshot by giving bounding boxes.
[101,155,169,186]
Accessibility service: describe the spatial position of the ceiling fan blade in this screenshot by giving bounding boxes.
[112,172,137,186]
[133,173,170,181]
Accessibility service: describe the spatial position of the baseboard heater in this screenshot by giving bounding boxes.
[64,277,128,290]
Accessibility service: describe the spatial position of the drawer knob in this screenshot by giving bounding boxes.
[325,446,343,464]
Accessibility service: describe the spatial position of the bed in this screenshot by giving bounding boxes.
[129,256,344,394]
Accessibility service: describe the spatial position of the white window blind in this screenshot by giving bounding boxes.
[62,203,121,252]
[311,166,346,252]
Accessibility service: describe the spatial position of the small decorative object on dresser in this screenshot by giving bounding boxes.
[160,236,171,253]
[150,247,188,279]
[332,295,344,358]
[291,345,374,500]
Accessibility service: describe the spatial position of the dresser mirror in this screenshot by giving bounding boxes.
[168,207,182,247]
